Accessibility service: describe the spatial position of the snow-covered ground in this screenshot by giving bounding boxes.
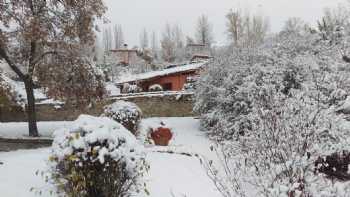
[0,117,221,197]
[0,121,73,138]
[105,82,121,96]
[0,148,54,197]
[140,118,220,197]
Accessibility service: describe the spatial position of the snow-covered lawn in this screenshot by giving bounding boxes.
[0,148,53,197]
[141,118,220,197]
[0,121,73,138]
[0,117,221,197]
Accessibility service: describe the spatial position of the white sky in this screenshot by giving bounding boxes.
[102,0,347,46]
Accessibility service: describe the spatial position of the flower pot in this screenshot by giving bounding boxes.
[151,127,173,146]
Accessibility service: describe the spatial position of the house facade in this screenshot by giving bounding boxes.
[185,43,211,61]
[136,71,198,91]
[117,62,207,93]
[110,44,139,66]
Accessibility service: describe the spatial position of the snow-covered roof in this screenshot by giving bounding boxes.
[116,62,207,84]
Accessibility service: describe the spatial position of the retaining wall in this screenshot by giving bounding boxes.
[0,92,195,122]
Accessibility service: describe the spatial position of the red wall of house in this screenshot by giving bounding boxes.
[140,71,196,91]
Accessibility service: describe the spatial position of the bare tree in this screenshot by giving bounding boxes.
[114,24,124,49]
[322,4,350,30]
[173,24,185,61]
[151,31,159,60]
[226,9,244,45]
[103,27,113,52]
[247,14,269,46]
[0,0,106,136]
[195,14,214,47]
[226,9,269,48]
[160,23,186,63]
[282,17,308,34]
[186,36,195,45]
[161,23,176,62]
[317,4,350,63]
[140,28,149,49]
[173,25,185,49]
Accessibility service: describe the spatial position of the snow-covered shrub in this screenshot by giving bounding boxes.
[122,83,142,94]
[281,65,303,95]
[103,101,142,136]
[49,115,149,197]
[196,30,350,196]
[183,75,200,91]
[195,29,350,141]
[203,86,350,197]
[0,75,13,105]
[194,48,275,140]
[0,72,26,106]
[148,84,163,92]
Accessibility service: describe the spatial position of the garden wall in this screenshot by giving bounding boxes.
[0,93,195,122]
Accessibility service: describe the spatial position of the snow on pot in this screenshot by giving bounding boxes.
[150,122,173,146]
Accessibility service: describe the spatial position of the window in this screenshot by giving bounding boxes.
[162,83,172,91]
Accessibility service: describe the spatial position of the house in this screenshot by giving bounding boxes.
[116,62,207,93]
[186,43,211,61]
[190,55,213,63]
[110,44,139,66]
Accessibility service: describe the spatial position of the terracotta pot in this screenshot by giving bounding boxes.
[151,127,173,146]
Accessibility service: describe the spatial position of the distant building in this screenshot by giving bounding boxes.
[110,44,139,66]
[190,55,213,63]
[116,62,207,92]
[185,43,211,61]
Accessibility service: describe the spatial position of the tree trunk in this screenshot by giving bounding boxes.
[24,79,39,137]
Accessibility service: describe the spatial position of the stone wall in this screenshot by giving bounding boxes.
[0,93,195,122]
[117,93,194,117]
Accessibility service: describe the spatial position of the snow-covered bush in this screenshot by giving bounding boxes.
[202,86,350,197]
[195,30,350,141]
[183,76,200,91]
[194,48,275,140]
[49,115,149,197]
[0,72,23,105]
[148,84,163,92]
[196,29,350,196]
[122,83,142,94]
[0,75,14,105]
[103,101,142,136]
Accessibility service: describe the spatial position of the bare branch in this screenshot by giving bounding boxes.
[0,40,25,79]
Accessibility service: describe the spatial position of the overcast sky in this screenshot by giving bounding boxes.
[102,0,347,46]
